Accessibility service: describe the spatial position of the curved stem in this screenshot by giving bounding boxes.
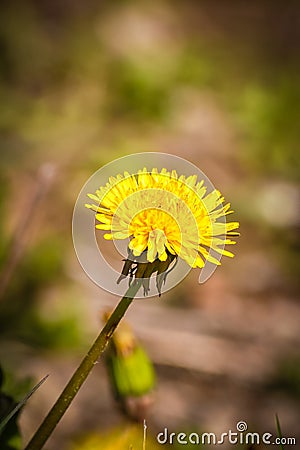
[24,280,142,450]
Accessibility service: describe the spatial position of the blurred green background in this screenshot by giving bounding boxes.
[0,0,299,449]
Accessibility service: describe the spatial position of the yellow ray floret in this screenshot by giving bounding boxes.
[86,168,239,268]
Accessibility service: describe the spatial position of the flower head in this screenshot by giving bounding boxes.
[86,168,239,294]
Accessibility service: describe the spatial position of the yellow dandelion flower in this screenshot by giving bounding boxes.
[86,168,239,294]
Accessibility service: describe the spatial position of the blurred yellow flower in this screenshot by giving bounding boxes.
[86,168,239,269]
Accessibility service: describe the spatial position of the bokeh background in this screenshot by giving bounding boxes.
[0,1,299,449]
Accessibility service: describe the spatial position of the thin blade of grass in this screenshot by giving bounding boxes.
[143,419,147,450]
[0,374,49,434]
[275,413,285,450]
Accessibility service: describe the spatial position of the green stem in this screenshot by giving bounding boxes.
[24,280,142,450]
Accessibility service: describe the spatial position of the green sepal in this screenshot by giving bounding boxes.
[106,345,156,398]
